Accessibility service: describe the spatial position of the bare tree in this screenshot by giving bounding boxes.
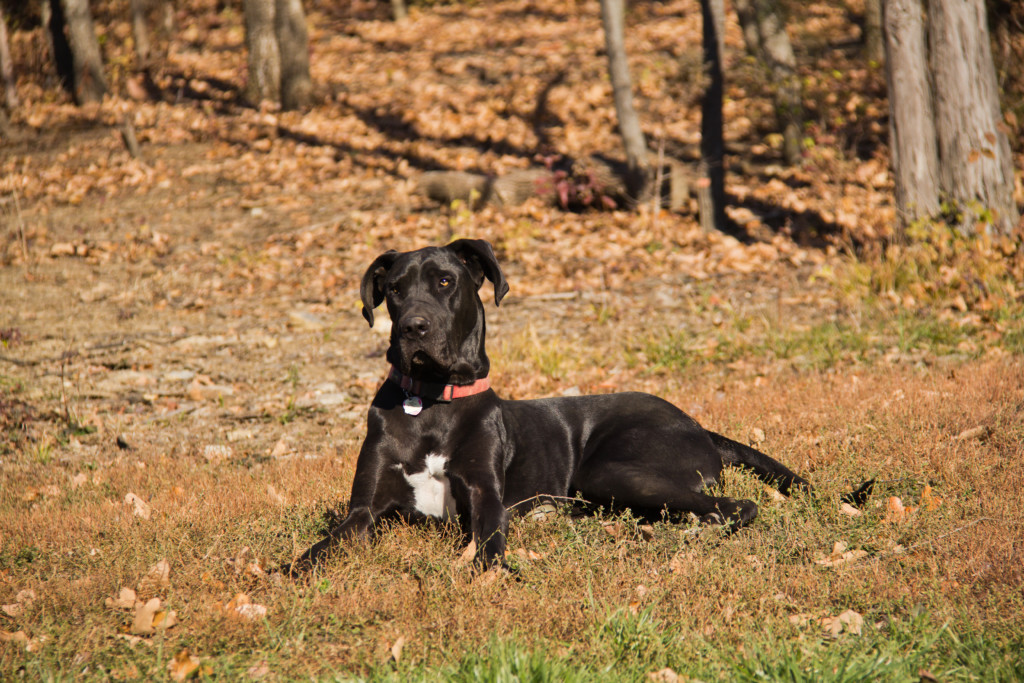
[733,0,802,164]
[245,0,281,104]
[699,0,728,233]
[598,0,649,201]
[275,0,312,109]
[929,0,1017,234]
[390,0,408,22]
[244,0,312,109]
[0,4,18,109]
[863,0,884,65]
[884,0,939,224]
[130,0,152,64]
[884,0,1018,235]
[42,0,107,104]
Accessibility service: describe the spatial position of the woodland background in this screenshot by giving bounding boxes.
[1,0,1023,680]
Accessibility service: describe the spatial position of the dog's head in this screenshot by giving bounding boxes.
[360,239,509,383]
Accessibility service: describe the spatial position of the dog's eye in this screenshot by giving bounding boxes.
[438,277,451,288]
[389,284,400,296]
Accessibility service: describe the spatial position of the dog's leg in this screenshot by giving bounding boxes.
[447,474,509,567]
[573,461,760,530]
[284,507,374,575]
[284,425,397,575]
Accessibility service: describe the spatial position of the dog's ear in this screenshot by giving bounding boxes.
[447,239,510,306]
[359,250,399,327]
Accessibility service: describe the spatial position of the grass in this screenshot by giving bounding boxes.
[642,310,990,376]
[3,228,1022,680]
[2,358,1023,680]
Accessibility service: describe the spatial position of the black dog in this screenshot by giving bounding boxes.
[289,239,858,572]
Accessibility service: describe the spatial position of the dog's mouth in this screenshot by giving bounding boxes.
[399,347,450,379]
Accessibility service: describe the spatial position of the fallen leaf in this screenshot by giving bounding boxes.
[526,503,557,522]
[247,661,271,678]
[137,559,171,596]
[124,492,152,520]
[954,425,990,441]
[883,496,916,523]
[920,485,942,511]
[839,502,862,517]
[390,635,407,662]
[456,540,477,565]
[820,609,864,638]
[168,649,201,681]
[267,484,286,505]
[105,587,138,609]
[648,667,680,682]
[814,541,868,568]
[601,521,625,539]
[1,604,23,617]
[0,629,43,651]
[131,598,165,635]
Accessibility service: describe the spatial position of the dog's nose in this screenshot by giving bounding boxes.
[400,316,431,339]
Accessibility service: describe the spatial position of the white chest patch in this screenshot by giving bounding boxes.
[402,454,457,520]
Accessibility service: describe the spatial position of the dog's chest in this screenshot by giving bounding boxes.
[395,453,457,520]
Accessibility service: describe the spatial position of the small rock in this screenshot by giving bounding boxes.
[289,311,326,331]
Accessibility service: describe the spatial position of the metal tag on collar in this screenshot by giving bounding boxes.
[402,394,424,416]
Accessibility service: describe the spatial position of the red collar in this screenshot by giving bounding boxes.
[387,365,491,402]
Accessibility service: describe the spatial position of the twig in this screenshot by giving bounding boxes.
[650,132,665,231]
[120,114,143,160]
[506,493,592,511]
[13,189,29,276]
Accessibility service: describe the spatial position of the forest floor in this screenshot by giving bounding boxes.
[1,0,1023,679]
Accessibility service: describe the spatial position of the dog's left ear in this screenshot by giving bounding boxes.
[359,250,400,326]
[447,239,510,306]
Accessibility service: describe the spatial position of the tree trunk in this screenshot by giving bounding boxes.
[275,0,312,110]
[0,4,18,109]
[390,0,408,22]
[863,0,884,65]
[599,0,649,201]
[929,0,1018,234]
[733,0,802,164]
[700,0,728,233]
[884,0,939,226]
[59,0,108,104]
[244,0,280,105]
[131,0,151,64]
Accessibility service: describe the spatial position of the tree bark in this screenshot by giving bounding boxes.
[275,0,312,110]
[700,0,728,233]
[863,0,884,65]
[244,0,280,105]
[599,0,649,201]
[0,4,18,109]
[59,0,108,104]
[131,0,151,64]
[929,0,1018,234]
[733,0,802,164]
[390,0,408,22]
[884,0,939,226]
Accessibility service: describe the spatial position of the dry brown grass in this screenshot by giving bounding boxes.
[3,337,1022,679]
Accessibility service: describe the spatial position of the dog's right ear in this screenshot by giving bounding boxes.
[359,250,399,327]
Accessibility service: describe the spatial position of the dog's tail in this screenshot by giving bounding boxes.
[709,431,875,506]
[709,431,810,496]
